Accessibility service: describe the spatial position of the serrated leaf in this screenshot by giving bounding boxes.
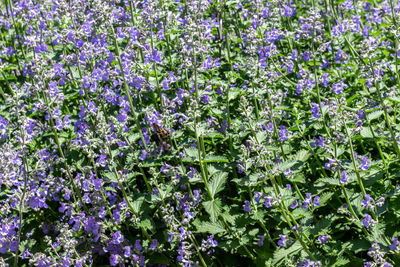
[138,217,156,233]
[202,199,223,222]
[209,172,228,198]
[195,221,226,234]
[272,241,302,265]
[294,150,311,161]
[315,178,340,186]
[228,88,241,101]
[184,147,199,159]
[103,171,118,183]
[332,257,350,266]
[274,159,296,172]
[318,192,335,207]
[132,197,144,214]
[360,127,374,138]
[388,96,400,103]
[367,110,383,121]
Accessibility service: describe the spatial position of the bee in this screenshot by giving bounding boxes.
[151,123,170,152]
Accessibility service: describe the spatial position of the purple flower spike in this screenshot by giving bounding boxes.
[362,214,371,227]
[390,237,399,251]
[243,200,251,212]
[317,235,328,244]
[360,156,369,170]
[277,235,287,247]
[340,171,348,184]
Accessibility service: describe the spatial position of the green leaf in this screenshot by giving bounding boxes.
[387,96,400,103]
[209,172,228,198]
[318,192,335,207]
[194,220,226,234]
[315,178,340,186]
[367,110,383,121]
[138,217,156,233]
[184,147,199,160]
[228,88,241,101]
[132,197,145,214]
[345,239,370,253]
[332,257,351,266]
[273,159,296,173]
[272,241,302,265]
[103,171,118,183]
[204,155,230,163]
[202,199,223,222]
[360,127,374,138]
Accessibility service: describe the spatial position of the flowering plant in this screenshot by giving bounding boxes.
[1,0,400,266]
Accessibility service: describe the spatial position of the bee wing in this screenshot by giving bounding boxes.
[152,123,161,132]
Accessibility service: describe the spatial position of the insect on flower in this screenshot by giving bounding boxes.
[151,123,170,152]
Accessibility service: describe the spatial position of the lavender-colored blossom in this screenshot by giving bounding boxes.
[264,196,273,208]
[390,237,399,251]
[150,239,158,251]
[340,171,348,184]
[360,157,369,170]
[313,196,320,207]
[332,80,348,95]
[243,200,251,212]
[279,126,288,141]
[362,214,371,227]
[277,235,287,247]
[112,231,124,245]
[290,200,299,209]
[361,194,372,209]
[310,103,320,118]
[317,235,328,244]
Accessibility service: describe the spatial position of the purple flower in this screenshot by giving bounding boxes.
[254,191,262,203]
[135,239,142,252]
[279,125,288,141]
[243,200,251,212]
[267,122,274,133]
[124,246,131,258]
[361,194,372,208]
[150,239,158,251]
[162,79,169,90]
[360,157,369,170]
[264,196,273,208]
[179,227,186,239]
[151,49,162,63]
[257,235,265,246]
[207,235,218,247]
[140,150,147,161]
[277,234,287,247]
[302,193,312,210]
[362,214,371,227]
[310,103,320,118]
[237,162,245,174]
[313,196,320,207]
[110,254,119,266]
[168,232,175,243]
[317,235,328,244]
[303,51,310,61]
[290,200,298,209]
[112,231,124,244]
[340,171,348,184]
[0,116,8,139]
[321,73,329,87]
[332,79,348,95]
[201,94,210,104]
[390,237,399,251]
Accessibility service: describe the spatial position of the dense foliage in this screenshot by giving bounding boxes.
[1,0,400,266]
